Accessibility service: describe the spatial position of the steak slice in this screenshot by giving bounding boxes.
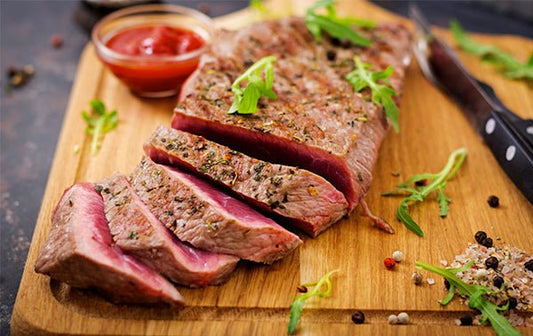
[172,17,411,212]
[100,174,239,287]
[145,125,348,237]
[130,157,302,264]
[35,183,184,305]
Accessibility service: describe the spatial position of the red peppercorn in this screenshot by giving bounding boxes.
[384,257,396,270]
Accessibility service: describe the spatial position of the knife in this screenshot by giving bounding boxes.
[409,5,533,204]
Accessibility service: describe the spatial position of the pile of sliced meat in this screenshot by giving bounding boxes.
[35,17,411,305]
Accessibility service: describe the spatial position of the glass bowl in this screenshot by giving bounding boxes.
[92,4,214,98]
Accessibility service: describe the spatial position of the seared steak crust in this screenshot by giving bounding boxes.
[172,17,411,211]
[130,157,302,264]
[100,174,239,287]
[145,126,348,237]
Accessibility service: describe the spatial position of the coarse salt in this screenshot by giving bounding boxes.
[427,278,435,285]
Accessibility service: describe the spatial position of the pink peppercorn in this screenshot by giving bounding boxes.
[384,258,396,270]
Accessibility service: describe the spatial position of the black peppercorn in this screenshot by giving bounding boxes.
[493,276,504,288]
[340,39,352,48]
[444,279,450,290]
[487,195,500,208]
[326,50,337,61]
[459,315,473,326]
[243,59,254,68]
[481,237,493,248]
[351,311,365,324]
[330,37,341,46]
[474,231,487,244]
[507,297,518,310]
[485,256,499,270]
[525,260,533,272]
[415,179,428,187]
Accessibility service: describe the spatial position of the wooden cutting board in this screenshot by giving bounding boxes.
[11,0,533,335]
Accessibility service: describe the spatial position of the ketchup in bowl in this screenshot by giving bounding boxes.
[92,5,213,97]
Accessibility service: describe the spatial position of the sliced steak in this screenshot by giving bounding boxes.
[99,174,239,287]
[145,125,348,237]
[172,17,411,212]
[130,157,302,264]
[35,183,184,305]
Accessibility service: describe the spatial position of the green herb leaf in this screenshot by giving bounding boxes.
[305,0,372,47]
[451,20,533,81]
[228,56,277,115]
[416,261,522,336]
[249,0,267,13]
[383,148,467,236]
[346,57,399,132]
[288,269,339,334]
[81,99,119,155]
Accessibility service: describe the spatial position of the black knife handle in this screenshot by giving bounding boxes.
[481,111,533,204]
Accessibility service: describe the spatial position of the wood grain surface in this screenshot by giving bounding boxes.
[11,0,533,335]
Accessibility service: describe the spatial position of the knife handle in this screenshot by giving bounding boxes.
[481,111,533,204]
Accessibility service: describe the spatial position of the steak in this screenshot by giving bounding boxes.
[145,125,348,237]
[100,174,240,287]
[35,183,184,305]
[130,157,302,264]
[172,17,411,212]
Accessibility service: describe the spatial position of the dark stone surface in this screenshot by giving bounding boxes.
[0,1,531,335]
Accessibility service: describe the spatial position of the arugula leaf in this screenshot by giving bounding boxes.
[346,57,399,132]
[288,269,339,334]
[81,99,118,155]
[450,20,533,81]
[305,0,372,47]
[228,56,277,114]
[382,148,467,236]
[416,261,522,336]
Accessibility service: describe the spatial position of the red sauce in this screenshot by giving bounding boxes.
[102,25,205,96]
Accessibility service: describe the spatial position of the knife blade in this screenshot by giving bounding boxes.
[410,5,533,204]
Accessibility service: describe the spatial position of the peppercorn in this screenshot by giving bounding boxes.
[384,258,396,270]
[397,312,409,324]
[493,276,504,288]
[296,285,307,293]
[525,259,533,272]
[415,179,428,187]
[50,34,63,49]
[474,231,487,244]
[326,50,337,61]
[481,237,493,248]
[459,315,473,326]
[340,39,352,48]
[351,311,365,324]
[392,250,404,262]
[485,256,499,270]
[388,314,398,324]
[507,297,518,310]
[444,278,450,290]
[330,37,341,46]
[487,195,500,208]
[412,272,423,285]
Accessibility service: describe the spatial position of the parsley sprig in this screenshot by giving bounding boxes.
[416,261,521,336]
[346,56,400,132]
[288,269,339,335]
[81,99,118,155]
[451,20,533,81]
[305,0,373,47]
[382,148,467,237]
[228,56,277,115]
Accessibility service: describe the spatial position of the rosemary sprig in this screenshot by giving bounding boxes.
[288,269,339,334]
[81,99,118,155]
[382,148,467,236]
[228,56,277,115]
[416,261,521,336]
[450,20,533,81]
[346,56,399,132]
[305,0,373,47]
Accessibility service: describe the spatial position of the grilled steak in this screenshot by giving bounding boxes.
[145,125,348,237]
[130,157,302,264]
[172,17,411,212]
[100,174,240,287]
[35,183,184,305]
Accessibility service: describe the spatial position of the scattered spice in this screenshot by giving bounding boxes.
[397,312,409,324]
[487,195,500,208]
[524,259,533,272]
[444,278,450,290]
[388,314,398,324]
[426,278,435,285]
[414,179,427,187]
[326,50,337,61]
[384,257,396,270]
[507,297,518,310]
[5,64,35,89]
[485,256,499,270]
[296,285,307,293]
[50,34,64,49]
[474,231,487,244]
[351,311,365,324]
[412,272,423,285]
[392,250,404,262]
[481,237,493,248]
[493,275,504,289]
[459,315,473,326]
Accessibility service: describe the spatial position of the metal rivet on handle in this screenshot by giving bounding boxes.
[506,146,516,161]
[485,118,496,134]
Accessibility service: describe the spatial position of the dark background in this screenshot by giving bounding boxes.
[1,1,532,334]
